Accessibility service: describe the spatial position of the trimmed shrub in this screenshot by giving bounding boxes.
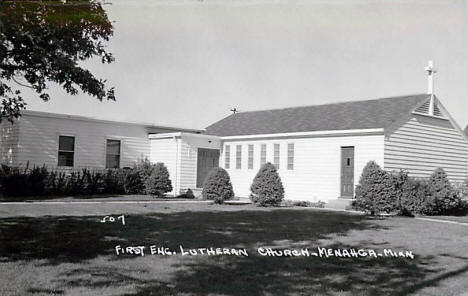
[202,167,234,204]
[144,162,173,197]
[400,178,430,215]
[353,161,394,215]
[422,168,462,215]
[250,162,284,207]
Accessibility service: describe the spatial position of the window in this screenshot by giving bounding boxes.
[224,145,230,169]
[236,145,242,169]
[58,136,75,167]
[260,144,267,166]
[248,144,254,169]
[274,143,280,169]
[287,143,294,170]
[106,139,121,168]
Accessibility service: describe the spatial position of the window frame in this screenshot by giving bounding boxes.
[273,143,280,169]
[224,145,231,169]
[57,135,75,167]
[106,139,121,169]
[260,144,267,166]
[248,144,254,169]
[287,143,294,170]
[236,144,242,169]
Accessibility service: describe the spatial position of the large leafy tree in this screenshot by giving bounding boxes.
[0,0,115,122]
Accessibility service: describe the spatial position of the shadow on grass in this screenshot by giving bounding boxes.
[0,209,461,295]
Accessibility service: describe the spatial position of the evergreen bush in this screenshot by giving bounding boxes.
[144,162,173,197]
[202,167,234,204]
[423,168,462,215]
[250,162,284,207]
[353,161,394,215]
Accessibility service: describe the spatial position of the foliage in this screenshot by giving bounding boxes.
[123,169,144,194]
[0,0,115,122]
[202,167,234,204]
[354,162,465,216]
[250,162,284,207]
[281,200,326,208]
[353,161,394,215]
[400,178,430,215]
[144,162,173,197]
[422,168,462,215]
[176,188,195,199]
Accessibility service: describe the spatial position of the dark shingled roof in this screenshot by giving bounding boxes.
[205,94,430,137]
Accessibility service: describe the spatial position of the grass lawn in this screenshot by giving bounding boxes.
[0,202,467,296]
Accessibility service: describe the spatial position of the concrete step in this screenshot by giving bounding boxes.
[325,198,354,210]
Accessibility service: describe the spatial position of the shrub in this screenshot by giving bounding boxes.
[102,169,125,194]
[123,169,144,194]
[176,188,195,199]
[422,168,462,215]
[144,162,173,197]
[134,159,156,188]
[400,178,430,215]
[353,161,395,215]
[202,167,234,204]
[250,162,284,207]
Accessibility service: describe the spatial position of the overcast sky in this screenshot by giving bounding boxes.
[23,0,468,130]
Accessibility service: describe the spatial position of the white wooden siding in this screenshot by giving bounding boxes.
[14,114,160,169]
[384,114,468,183]
[222,134,385,202]
[149,137,179,195]
[178,134,220,191]
[149,134,221,195]
[0,121,20,166]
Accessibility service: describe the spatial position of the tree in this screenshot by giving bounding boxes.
[250,162,284,206]
[202,167,234,204]
[144,162,172,197]
[0,0,115,122]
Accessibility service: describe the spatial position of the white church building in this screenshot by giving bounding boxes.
[1,63,467,202]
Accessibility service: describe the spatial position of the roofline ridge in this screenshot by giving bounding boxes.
[233,93,429,115]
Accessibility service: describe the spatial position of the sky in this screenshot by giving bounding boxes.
[23,0,468,130]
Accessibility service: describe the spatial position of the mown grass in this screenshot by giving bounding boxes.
[0,203,467,295]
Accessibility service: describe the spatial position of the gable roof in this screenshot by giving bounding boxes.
[205,94,430,137]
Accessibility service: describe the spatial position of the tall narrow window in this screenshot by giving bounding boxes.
[260,144,267,166]
[58,136,75,167]
[106,139,121,168]
[287,143,294,170]
[248,144,254,169]
[224,145,230,169]
[274,143,280,169]
[236,145,242,169]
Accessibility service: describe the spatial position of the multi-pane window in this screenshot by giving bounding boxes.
[248,144,254,169]
[274,143,280,169]
[224,145,230,169]
[58,136,75,167]
[106,139,121,168]
[260,144,267,166]
[287,143,294,170]
[236,145,242,169]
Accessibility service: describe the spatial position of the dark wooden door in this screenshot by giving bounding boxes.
[197,148,220,188]
[341,147,355,197]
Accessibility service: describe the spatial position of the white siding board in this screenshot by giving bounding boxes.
[384,115,468,183]
[222,134,385,202]
[15,114,157,169]
[149,137,178,195]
